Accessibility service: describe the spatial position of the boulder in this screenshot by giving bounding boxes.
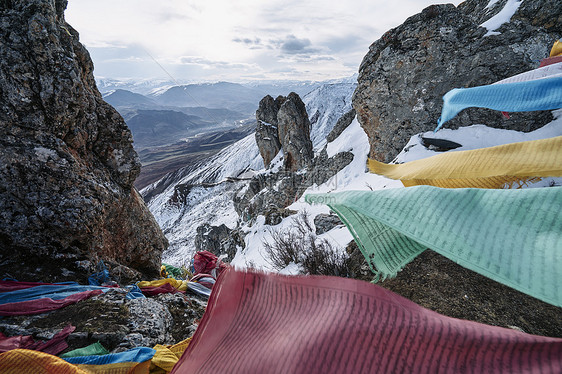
[353,0,560,162]
[194,223,244,261]
[0,0,167,280]
[313,214,343,235]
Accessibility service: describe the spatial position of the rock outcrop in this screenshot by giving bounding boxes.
[255,93,313,170]
[0,288,207,353]
[353,0,560,162]
[326,109,356,143]
[194,223,244,261]
[0,0,167,280]
[277,93,314,171]
[234,149,353,222]
[255,96,283,167]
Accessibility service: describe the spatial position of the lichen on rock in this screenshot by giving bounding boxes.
[0,0,167,280]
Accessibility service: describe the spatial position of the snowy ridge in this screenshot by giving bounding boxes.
[232,112,562,270]
[303,82,356,149]
[144,80,357,264]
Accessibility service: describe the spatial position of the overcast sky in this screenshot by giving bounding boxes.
[66,0,462,83]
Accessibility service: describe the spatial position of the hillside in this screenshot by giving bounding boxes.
[142,0,562,337]
[0,0,560,370]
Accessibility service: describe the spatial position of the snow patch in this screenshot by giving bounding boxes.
[480,0,522,36]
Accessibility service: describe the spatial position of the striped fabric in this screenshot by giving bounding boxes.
[367,136,562,188]
[59,342,109,358]
[137,278,187,291]
[550,40,562,57]
[63,347,155,374]
[495,62,562,84]
[151,338,191,373]
[171,268,562,374]
[0,290,104,316]
[0,284,108,304]
[541,56,562,68]
[0,325,75,356]
[0,349,87,374]
[306,186,562,307]
[0,281,79,292]
[435,76,562,131]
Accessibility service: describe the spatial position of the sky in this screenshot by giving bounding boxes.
[66,0,463,83]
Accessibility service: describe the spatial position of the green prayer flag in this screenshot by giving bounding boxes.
[306,186,562,307]
[60,342,109,358]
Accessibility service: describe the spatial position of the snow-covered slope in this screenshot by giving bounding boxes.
[143,133,262,265]
[303,82,356,149]
[145,66,562,269]
[232,110,562,270]
[143,80,356,264]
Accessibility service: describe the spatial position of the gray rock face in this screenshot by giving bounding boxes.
[0,0,167,280]
[194,223,244,261]
[353,0,560,162]
[234,149,353,222]
[255,95,283,167]
[313,214,343,235]
[255,93,313,170]
[277,93,314,171]
[327,109,356,143]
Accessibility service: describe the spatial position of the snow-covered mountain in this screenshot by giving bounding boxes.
[142,79,357,265]
[305,83,356,148]
[96,78,189,96]
[143,70,562,270]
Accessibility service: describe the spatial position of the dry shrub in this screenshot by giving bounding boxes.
[263,211,350,277]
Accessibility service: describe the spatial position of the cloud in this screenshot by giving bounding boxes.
[67,0,463,81]
[232,37,262,46]
[279,54,336,63]
[280,35,314,54]
[324,34,371,53]
[176,56,257,70]
[275,35,320,55]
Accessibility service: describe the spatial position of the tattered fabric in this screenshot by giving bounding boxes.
[0,284,108,304]
[0,290,104,316]
[495,62,562,84]
[0,281,78,293]
[171,268,562,374]
[435,76,562,131]
[60,342,109,359]
[367,136,562,188]
[137,278,187,292]
[306,186,562,307]
[150,338,191,373]
[0,325,75,355]
[140,283,185,296]
[63,347,155,374]
[0,349,87,374]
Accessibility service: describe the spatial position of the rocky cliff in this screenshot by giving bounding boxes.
[353,0,561,162]
[255,92,313,171]
[0,0,167,280]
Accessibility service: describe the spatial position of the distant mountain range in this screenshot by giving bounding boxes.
[101,77,356,188]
